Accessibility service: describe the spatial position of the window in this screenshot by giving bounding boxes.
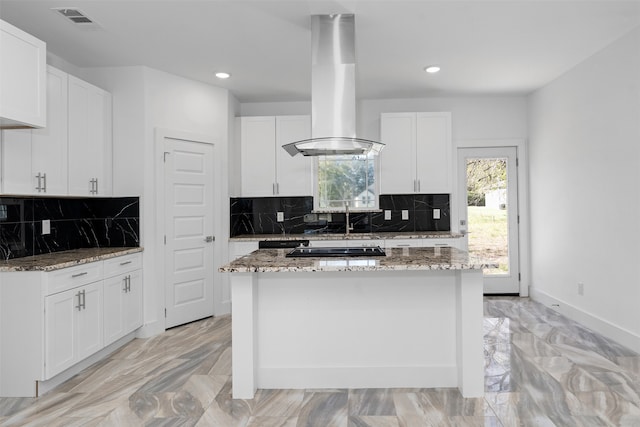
[315,153,378,210]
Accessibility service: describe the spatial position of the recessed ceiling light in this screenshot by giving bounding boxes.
[424,66,441,74]
[215,72,231,79]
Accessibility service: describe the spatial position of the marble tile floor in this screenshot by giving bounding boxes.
[1,297,640,426]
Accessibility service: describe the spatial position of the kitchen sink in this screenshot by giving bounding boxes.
[286,246,386,257]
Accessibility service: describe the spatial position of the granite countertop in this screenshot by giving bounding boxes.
[0,247,143,272]
[219,246,496,273]
[230,231,463,241]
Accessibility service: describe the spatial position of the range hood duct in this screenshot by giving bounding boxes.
[282,14,384,157]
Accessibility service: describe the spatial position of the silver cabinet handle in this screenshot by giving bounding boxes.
[72,272,88,278]
[119,260,132,266]
[89,178,99,194]
[276,183,280,195]
[417,179,421,192]
[35,173,43,192]
[127,275,131,292]
[42,173,47,193]
[435,243,449,247]
[75,291,83,311]
[204,235,215,243]
[81,290,86,310]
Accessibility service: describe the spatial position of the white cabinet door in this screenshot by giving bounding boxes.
[44,281,103,379]
[103,274,125,346]
[415,113,452,194]
[45,288,77,378]
[0,19,46,128]
[1,128,32,194]
[240,115,312,197]
[380,112,452,195]
[31,67,69,195]
[123,269,143,335]
[380,112,416,194]
[229,241,259,260]
[275,115,311,196]
[68,76,112,196]
[2,67,68,195]
[76,281,103,361]
[240,116,276,196]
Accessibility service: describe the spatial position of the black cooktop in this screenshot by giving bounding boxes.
[286,246,386,258]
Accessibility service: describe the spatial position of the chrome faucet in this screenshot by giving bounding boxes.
[345,202,354,235]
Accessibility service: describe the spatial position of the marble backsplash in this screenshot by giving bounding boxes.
[0,196,139,260]
[230,194,450,237]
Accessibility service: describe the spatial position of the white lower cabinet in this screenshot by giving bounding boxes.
[229,241,259,260]
[0,251,143,397]
[103,256,143,346]
[45,281,103,378]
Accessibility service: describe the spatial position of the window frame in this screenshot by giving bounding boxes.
[312,154,381,212]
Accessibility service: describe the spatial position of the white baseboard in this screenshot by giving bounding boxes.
[530,287,640,353]
[258,366,457,390]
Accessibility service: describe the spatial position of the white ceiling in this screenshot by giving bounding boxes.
[1,1,639,102]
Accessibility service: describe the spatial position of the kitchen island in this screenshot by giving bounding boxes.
[220,246,494,399]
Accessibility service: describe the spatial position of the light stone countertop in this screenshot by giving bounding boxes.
[230,231,463,241]
[0,247,143,272]
[219,246,496,273]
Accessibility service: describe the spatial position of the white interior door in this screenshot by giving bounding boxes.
[164,137,215,328]
[458,147,520,294]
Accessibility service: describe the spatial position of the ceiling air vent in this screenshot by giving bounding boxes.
[51,8,100,28]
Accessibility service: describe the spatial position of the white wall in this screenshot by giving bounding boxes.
[86,66,233,335]
[359,97,528,143]
[528,28,640,351]
[239,97,528,143]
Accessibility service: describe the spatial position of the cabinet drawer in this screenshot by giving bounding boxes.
[385,238,423,248]
[422,238,461,249]
[46,261,103,296]
[103,253,142,278]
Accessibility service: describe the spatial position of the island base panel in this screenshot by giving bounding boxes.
[230,270,484,398]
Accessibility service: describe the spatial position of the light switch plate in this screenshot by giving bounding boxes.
[401,210,409,220]
[42,219,51,235]
[384,210,391,220]
[277,212,284,222]
[433,209,440,220]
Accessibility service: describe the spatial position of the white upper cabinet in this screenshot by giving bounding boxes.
[275,115,311,196]
[68,75,113,196]
[240,116,276,196]
[239,115,311,197]
[1,67,112,197]
[0,19,47,128]
[380,112,452,194]
[2,67,68,195]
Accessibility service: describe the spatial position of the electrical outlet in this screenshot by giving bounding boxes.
[577,282,584,296]
[401,210,409,220]
[277,212,284,222]
[42,219,51,235]
[433,209,440,220]
[384,210,391,220]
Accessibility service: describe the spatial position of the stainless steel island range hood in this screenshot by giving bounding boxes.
[282,14,384,157]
